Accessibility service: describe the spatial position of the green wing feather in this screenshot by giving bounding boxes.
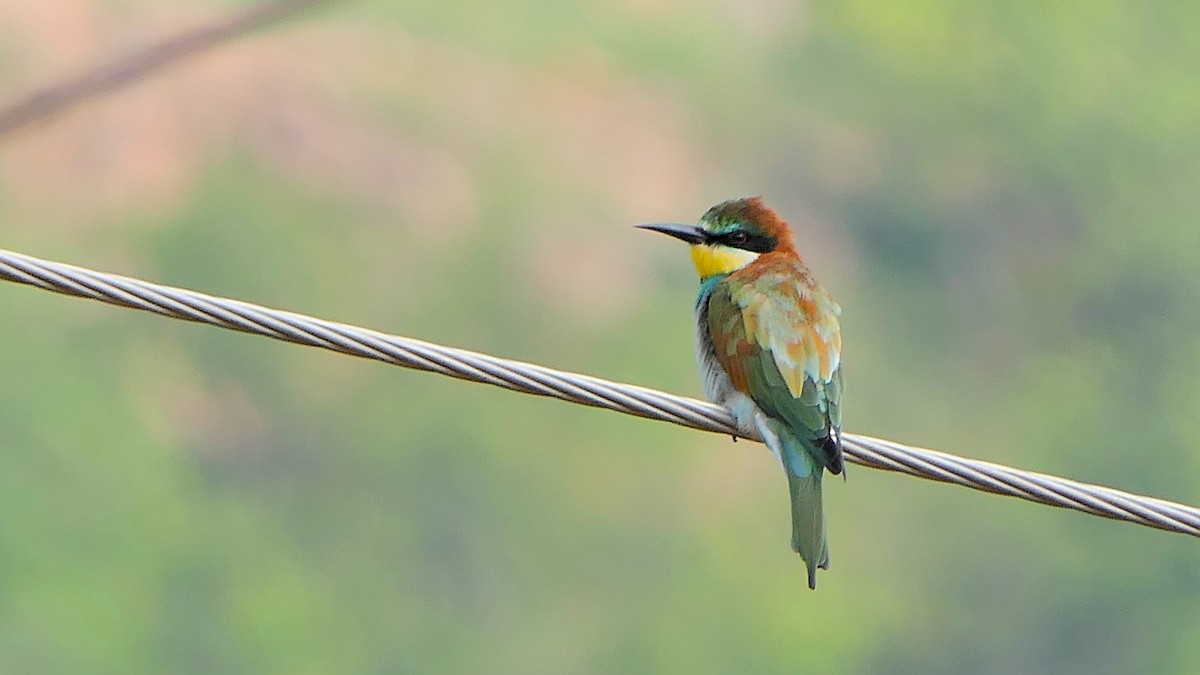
[706,273,843,472]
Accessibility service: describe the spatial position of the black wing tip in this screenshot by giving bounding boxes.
[820,432,844,475]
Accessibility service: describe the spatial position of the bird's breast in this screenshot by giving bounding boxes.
[694,280,761,434]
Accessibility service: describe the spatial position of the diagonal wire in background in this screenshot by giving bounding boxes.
[0,0,333,138]
[2,247,1199,538]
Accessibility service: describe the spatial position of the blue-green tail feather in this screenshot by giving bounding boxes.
[780,429,828,590]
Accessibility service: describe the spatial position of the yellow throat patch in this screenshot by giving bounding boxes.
[690,244,759,279]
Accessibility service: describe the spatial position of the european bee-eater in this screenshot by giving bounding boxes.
[638,197,844,589]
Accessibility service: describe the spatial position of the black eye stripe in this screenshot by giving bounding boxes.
[710,231,776,253]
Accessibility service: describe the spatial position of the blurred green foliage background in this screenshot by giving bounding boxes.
[1,1,1198,673]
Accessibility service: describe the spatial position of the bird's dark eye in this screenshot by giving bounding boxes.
[729,231,748,245]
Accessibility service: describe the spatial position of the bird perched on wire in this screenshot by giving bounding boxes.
[637,197,844,589]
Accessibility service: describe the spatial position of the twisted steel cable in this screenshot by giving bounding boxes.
[2,247,1198,538]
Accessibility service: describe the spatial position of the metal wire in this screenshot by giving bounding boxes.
[2,247,1198,538]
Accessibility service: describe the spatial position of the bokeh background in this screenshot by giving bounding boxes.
[1,1,1198,673]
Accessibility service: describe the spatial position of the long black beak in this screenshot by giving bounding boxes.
[635,223,707,245]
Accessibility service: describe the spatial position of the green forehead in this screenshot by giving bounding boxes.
[699,200,759,233]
